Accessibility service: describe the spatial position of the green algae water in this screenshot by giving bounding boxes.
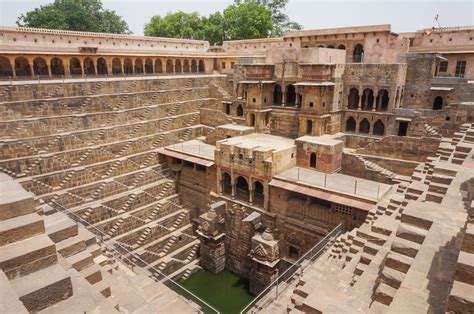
[180,270,253,314]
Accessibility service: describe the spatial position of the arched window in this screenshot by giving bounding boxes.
[236,176,249,202]
[337,44,346,50]
[327,45,335,49]
[254,181,264,207]
[198,60,205,72]
[377,89,389,111]
[145,58,153,74]
[96,57,108,75]
[69,58,82,76]
[175,59,182,73]
[373,120,385,136]
[353,44,364,63]
[361,88,374,110]
[250,113,255,126]
[183,60,190,72]
[33,57,48,76]
[50,58,64,76]
[359,118,370,134]
[166,59,174,73]
[112,58,122,75]
[191,60,197,72]
[135,58,143,74]
[155,59,163,73]
[222,172,232,195]
[0,57,13,77]
[346,117,356,132]
[83,57,95,75]
[273,84,282,105]
[124,58,133,74]
[433,96,443,110]
[237,105,244,117]
[310,153,317,168]
[286,84,296,106]
[348,88,359,109]
[306,120,313,135]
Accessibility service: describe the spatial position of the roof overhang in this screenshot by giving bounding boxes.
[157,148,214,167]
[293,81,335,87]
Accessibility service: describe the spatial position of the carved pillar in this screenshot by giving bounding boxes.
[197,202,226,273]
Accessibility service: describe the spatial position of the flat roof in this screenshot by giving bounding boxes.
[217,124,254,132]
[284,24,391,38]
[430,86,454,91]
[273,166,391,203]
[293,81,335,87]
[218,133,295,152]
[159,140,215,166]
[238,80,275,84]
[296,135,343,146]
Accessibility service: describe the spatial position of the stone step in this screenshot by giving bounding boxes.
[396,222,428,245]
[454,251,474,285]
[44,212,78,243]
[373,282,396,306]
[385,251,413,274]
[447,280,474,313]
[380,266,405,289]
[391,237,421,258]
[10,264,72,312]
[80,264,103,285]
[66,249,93,271]
[0,212,44,246]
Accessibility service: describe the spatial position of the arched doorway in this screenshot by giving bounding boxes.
[359,118,370,134]
[112,58,122,75]
[353,44,364,63]
[124,58,133,74]
[327,45,335,49]
[183,60,190,72]
[0,57,13,77]
[373,120,385,136]
[166,59,173,73]
[348,88,359,109]
[222,172,232,195]
[433,96,443,110]
[273,84,282,105]
[254,181,264,207]
[310,153,317,168]
[198,60,205,72]
[175,59,182,73]
[33,57,48,76]
[237,105,244,117]
[15,57,31,76]
[378,89,389,111]
[135,58,143,74]
[96,58,108,75]
[236,176,249,202]
[249,113,255,126]
[69,58,82,75]
[191,60,197,73]
[337,44,346,50]
[286,84,296,106]
[225,103,231,115]
[83,58,95,75]
[306,120,313,135]
[145,58,153,74]
[346,117,356,132]
[361,89,374,110]
[155,59,163,73]
[50,58,64,76]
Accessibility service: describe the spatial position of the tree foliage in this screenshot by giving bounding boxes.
[16,0,131,34]
[223,2,273,40]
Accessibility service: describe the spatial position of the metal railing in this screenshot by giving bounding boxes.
[50,200,220,314]
[240,222,344,314]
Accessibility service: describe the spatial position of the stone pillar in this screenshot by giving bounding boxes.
[10,60,16,78]
[249,185,254,205]
[64,59,71,77]
[196,202,226,274]
[29,61,34,78]
[46,59,52,77]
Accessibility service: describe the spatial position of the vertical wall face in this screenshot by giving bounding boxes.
[403,54,437,110]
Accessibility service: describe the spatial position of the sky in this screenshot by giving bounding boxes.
[0,0,473,36]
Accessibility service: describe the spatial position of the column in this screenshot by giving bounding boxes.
[46,59,52,78]
[374,88,379,111]
[249,180,253,205]
[9,60,16,78]
[121,59,125,76]
[29,61,34,78]
[231,175,236,199]
[64,58,71,77]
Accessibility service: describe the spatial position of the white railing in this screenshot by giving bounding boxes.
[240,222,344,314]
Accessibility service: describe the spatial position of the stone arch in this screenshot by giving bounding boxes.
[377,89,389,111]
[145,58,153,74]
[33,57,48,76]
[249,113,255,126]
[338,44,346,50]
[83,57,95,75]
[96,57,108,75]
[0,57,13,77]
[183,60,190,72]
[327,45,335,49]
[166,59,173,73]
[222,172,232,195]
[373,119,385,136]
[135,58,143,74]
[191,60,197,73]
[175,59,182,73]
[286,84,296,106]
[361,88,374,110]
[69,58,82,75]
[348,88,359,109]
[237,104,244,117]
[50,58,64,76]
[346,117,356,132]
[359,118,370,134]
[112,58,122,75]
[155,59,163,73]
[310,153,317,168]
[236,176,249,202]
[433,96,443,110]
[198,60,205,72]
[353,44,364,63]
[124,58,133,74]
[254,181,264,206]
[317,45,324,48]
[273,84,282,105]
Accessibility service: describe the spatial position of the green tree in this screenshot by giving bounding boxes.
[144,11,204,40]
[202,12,224,45]
[223,2,273,40]
[16,0,131,34]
